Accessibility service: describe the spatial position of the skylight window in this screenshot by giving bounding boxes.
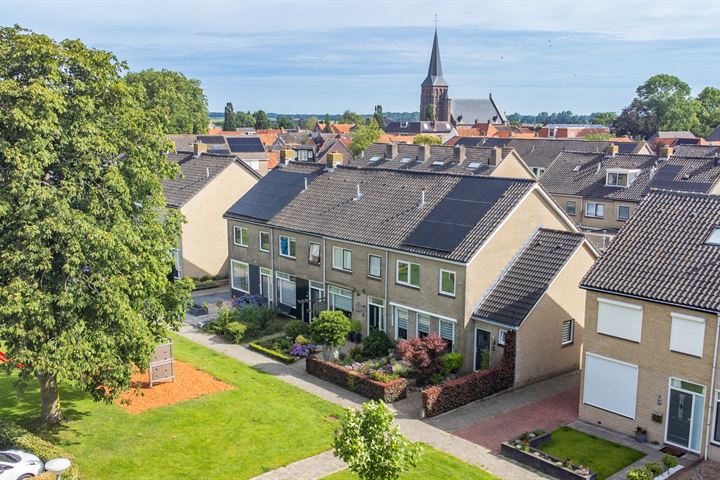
[573,165,582,172]
[432,161,445,167]
[468,162,482,169]
[400,157,413,164]
[369,156,381,163]
[707,227,720,246]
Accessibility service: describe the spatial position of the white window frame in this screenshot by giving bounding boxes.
[368,254,382,279]
[439,319,456,352]
[565,200,577,216]
[712,390,720,446]
[308,242,321,264]
[396,260,420,288]
[669,312,706,357]
[617,205,630,221]
[394,307,409,340]
[497,329,507,346]
[438,269,456,297]
[171,248,182,279]
[562,319,574,345]
[332,246,352,271]
[233,226,249,247]
[585,202,605,218]
[532,166,545,176]
[279,235,296,259]
[259,267,273,302]
[416,313,430,338]
[327,284,353,313]
[606,171,629,187]
[276,271,296,307]
[665,377,706,454]
[230,259,250,293]
[367,296,385,334]
[259,231,270,252]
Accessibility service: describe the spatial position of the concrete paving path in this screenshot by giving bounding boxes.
[250,451,346,480]
[178,325,547,480]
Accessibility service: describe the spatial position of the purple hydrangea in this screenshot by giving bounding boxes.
[290,343,313,358]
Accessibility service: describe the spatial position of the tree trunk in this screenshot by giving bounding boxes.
[38,373,62,425]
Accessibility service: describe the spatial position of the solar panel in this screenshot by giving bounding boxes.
[197,135,225,144]
[227,137,265,153]
[225,170,318,221]
[403,177,513,252]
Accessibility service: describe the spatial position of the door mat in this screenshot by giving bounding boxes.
[660,446,686,457]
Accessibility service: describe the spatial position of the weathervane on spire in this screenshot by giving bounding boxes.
[434,13,439,29]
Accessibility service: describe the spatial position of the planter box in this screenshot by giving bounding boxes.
[656,465,683,479]
[501,442,596,480]
[306,356,407,403]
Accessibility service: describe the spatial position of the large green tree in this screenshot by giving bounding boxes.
[276,116,295,129]
[340,110,365,126]
[253,110,272,130]
[589,111,617,127]
[223,102,237,131]
[0,26,192,425]
[373,105,386,129]
[124,68,208,134]
[697,86,720,137]
[349,119,382,157]
[235,110,255,128]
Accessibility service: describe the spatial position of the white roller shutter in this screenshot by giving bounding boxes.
[670,313,706,357]
[597,298,643,342]
[277,277,296,307]
[583,353,638,419]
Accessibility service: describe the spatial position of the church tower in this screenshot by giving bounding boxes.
[420,28,451,122]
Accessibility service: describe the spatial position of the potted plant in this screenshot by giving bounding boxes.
[635,426,647,443]
[348,319,362,343]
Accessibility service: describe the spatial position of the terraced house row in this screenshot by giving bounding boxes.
[223,157,597,386]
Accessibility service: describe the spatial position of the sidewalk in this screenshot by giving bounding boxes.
[178,325,547,480]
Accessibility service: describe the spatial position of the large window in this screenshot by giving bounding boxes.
[395,307,409,340]
[562,319,574,345]
[231,260,249,293]
[276,272,296,307]
[308,242,321,264]
[583,353,638,419]
[439,319,455,352]
[439,269,456,297]
[279,235,296,258]
[617,205,630,221]
[233,226,249,247]
[368,255,382,278]
[565,201,577,216]
[585,202,605,218]
[597,298,643,342]
[328,285,352,314]
[396,260,420,288]
[417,314,430,338]
[259,231,270,252]
[606,172,628,187]
[332,246,352,271]
[670,313,706,357]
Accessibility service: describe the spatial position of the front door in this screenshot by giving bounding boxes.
[368,299,385,333]
[309,285,324,320]
[260,270,271,302]
[475,329,491,371]
[666,378,705,453]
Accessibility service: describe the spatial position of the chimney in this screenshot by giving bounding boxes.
[660,145,673,158]
[327,151,344,170]
[489,146,503,166]
[419,144,431,162]
[193,142,207,156]
[280,148,296,165]
[606,143,619,156]
[385,143,398,160]
[453,145,466,164]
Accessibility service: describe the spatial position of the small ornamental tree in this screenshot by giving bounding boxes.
[396,334,447,385]
[311,310,351,360]
[334,400,422,480]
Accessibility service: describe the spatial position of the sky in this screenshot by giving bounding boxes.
[4,0,720,115]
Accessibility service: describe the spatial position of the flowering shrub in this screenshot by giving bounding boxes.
[290,343,317,358]
[232,294,268,308]
[396,334,447,385]
[307,356,407,402]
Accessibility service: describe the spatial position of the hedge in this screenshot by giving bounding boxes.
[248,342,298,364]
[306,356,407,403]
[422,331,516,417]
[0,417,79,479]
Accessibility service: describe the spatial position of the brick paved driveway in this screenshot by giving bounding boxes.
[453,386,580,452]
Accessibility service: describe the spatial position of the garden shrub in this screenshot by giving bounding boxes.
[237,304,274,331]
[349,319,361,333]
[311,310,352,359]
[248,342,296,363]
[429,373,444,385]
[295,334,311,345]
[626,468,653,480]
[644,463,663,476]
[661,453,678,469]
[306,356,407,402]
[422,331,516,417]
[440,352,463,375]
[361,330,395,359]
[0,418,79,479]
[396,334,447,385]
[225,321,247,344]
[349,345,363,361]
[272,336,293,352]
[210,306,239,333]
[285,320,311,340]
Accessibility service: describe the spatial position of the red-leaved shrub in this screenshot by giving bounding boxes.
[422,331,516,417]
[396,334,447,385]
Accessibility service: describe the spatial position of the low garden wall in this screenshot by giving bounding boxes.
[501,441,596,480]
[422,331,516,417]
[306,356,407,403]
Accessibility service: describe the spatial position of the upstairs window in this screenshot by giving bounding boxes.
[618,205,630,221]
[233,226,249,247]
[439,269,456,297]
[368,255,382,278]
[707,227,720,246]
[309,242,321,264]
[279,235,296,259]
[562,319,574,345]
[332,246,352,271]
[397,260,420,288]
[259,232,271,252]
[586,202,605,218]
[565,201,577,216]
[606,168,641,187]
[532,167,545,177]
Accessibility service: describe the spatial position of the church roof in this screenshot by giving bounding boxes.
[453,96,507,125]
[422,29,447,87]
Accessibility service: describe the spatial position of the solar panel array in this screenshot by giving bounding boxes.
[197,135,225,144]
[227,137,265,153]
[650,164,711,193]
[226,170,315,221]
[403,177,513,252]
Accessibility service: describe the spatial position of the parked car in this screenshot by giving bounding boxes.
[0,450,44,480]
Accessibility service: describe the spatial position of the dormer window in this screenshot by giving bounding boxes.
[606,168,641,187]
[707,227,720,246]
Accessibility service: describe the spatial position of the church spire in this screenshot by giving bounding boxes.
[422,26,447,87]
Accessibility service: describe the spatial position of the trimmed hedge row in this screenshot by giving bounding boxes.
[0,417,79,479]
[422,331,516,417]
[248,342,298,363]
[306,356,407,403]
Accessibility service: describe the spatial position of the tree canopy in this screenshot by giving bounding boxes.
[0,26,192,425]
[124,68,208,134]
[413,134,441,146]
[223,102,237,131]
[276,116,295,129]
[349,119,382,157]
[373,105,386,129]
[253,110,272,130]
[340,110,365,126]
[235,110,255,128]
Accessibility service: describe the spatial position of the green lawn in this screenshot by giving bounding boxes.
[0,334,345,479]
[539,427,646,480]
[322,445,500,480]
